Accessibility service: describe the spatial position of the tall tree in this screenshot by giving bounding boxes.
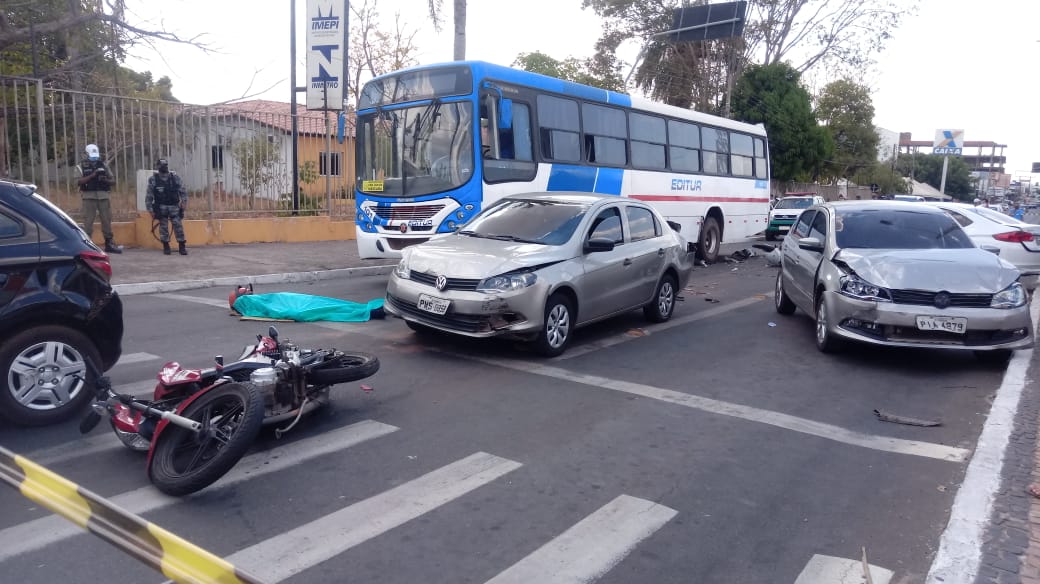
[348,0,421,107]
[583,0,914,112]
[729,62,832,182]
[0,0,208,91]
[814,79,878,180]
[513,51,624,92]
[896,153,974,199]
[426,0,466,60]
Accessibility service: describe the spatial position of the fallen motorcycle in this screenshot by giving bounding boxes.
[81,327,379,496]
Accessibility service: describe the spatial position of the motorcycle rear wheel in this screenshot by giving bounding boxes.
[307,351,380,385]
[148,381,264,496]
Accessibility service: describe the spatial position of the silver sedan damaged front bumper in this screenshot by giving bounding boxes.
[821,290,1034,351]
[384,274,550,339]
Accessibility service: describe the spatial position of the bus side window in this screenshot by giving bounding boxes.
[497,103,533,161]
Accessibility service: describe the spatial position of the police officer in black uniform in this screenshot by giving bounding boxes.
[145,158,188,255]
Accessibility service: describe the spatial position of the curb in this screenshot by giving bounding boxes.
[112,264,396,296]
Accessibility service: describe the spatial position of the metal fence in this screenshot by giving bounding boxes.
[1,76,356,221]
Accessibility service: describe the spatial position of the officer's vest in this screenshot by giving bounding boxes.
[79,161,110,192]
[152,173,182,205]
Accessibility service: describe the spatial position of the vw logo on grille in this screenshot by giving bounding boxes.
[934,291,951,309]
[435,275,448,291]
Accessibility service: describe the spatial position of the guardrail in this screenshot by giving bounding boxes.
[0,445,265,584]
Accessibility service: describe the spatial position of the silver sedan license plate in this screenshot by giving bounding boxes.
[417,293,450,315]
[916,315,967,334]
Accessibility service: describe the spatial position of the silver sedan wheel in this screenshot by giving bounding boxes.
[816,300,829,345]
[545,303,571,349]
[8,341,88,411]
[657,281,675,316]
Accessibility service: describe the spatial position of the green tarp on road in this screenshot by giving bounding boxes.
[233,292,385,322]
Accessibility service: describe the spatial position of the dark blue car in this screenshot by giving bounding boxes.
[0,180,123,426]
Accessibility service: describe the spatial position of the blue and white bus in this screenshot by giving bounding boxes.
[353,61,770,261]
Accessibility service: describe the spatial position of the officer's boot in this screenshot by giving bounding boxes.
[162,241,171,255]
[178,241,188,256]
[104,239,123,254]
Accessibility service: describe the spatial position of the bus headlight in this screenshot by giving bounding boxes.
[477,273,537,292]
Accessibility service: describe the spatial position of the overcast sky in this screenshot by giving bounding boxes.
[123,0,1040,179]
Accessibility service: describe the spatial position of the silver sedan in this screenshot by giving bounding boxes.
[384,192,693,356]
[774,201,1033,362]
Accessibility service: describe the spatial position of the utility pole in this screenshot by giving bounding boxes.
[290,0,300,215]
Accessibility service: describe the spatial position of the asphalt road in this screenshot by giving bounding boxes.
[0,257,1012,584]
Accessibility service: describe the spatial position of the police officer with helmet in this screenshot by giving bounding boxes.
[76,143,122,253]
[145,158,188,255]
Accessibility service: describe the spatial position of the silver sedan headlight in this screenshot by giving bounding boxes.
[991,282,1027,309]
[393,258,410,279]
[839,274,891,302]
[476,272,537,293]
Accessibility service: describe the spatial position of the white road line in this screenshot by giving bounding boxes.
[926,298,1040,583]
[557,292,769,360]
[227,452,522,583]
[153,292,230,309]
[794,554,893,584]
[484,494,676,584]
[0,420,399,562]
[115,352,160,365]
[469,357,970,463]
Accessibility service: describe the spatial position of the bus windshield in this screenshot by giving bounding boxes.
[356,100,475,199]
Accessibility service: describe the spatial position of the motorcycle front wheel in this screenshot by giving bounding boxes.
[307,351,380,385]
[148,382,264,496]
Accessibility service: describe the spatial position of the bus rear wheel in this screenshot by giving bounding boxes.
[698,217,721,263]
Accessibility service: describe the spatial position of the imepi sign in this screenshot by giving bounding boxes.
[305,0,347,111]
[932,129,964,156]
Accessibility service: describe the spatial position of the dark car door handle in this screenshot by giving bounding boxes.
[657,248,665,256]
[623,258,633,266]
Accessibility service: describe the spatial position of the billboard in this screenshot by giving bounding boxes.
[932,129,963,156]
[306,0,348,111]
[669,1,748,43]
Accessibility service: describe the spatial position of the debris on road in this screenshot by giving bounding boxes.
[1029,484,1040,499]
[873,409,942,427]
[768,322,777,327]
[705,298,721,304]
[726,248,756,263]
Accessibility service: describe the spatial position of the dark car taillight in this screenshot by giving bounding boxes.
[993,231,1034,243]
[79,250,112,282]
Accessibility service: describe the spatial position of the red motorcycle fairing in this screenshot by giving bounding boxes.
[145,379,231,469]
[112,402,142,433]
[155,362,204,400]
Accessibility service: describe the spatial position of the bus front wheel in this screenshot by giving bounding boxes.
[698,217,721,263]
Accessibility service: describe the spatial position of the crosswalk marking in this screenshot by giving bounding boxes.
[794,554,893,584]
[485,494,676,584]
[0,420,398,562]
[227,451,522,583]
[116,352,160,365]
[465,356,970,463]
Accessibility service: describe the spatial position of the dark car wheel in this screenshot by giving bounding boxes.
[533,293,574,357]
[775,271,796,315]
[644,274,678,323]
[0,325,101,426]
[765,231,776,242]
[697,217,721,263]
[814,296,842,353]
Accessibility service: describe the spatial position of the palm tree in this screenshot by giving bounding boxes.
[426,0,466,60]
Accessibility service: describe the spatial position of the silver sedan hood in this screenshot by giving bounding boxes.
[404,234,574,278]
[834,248,1020,293]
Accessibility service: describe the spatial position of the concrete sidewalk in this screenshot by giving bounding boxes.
[109,240,397,296]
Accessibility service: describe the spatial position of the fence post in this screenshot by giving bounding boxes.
[205,106,214,221]
[34,79,50,198]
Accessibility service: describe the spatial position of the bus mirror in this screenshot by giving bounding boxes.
[498,99,513,129]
